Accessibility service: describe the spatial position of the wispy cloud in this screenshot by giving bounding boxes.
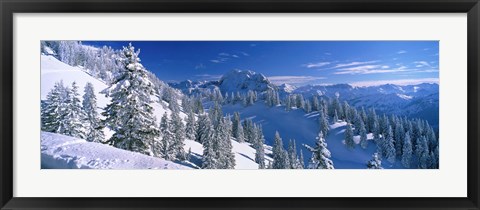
[414,61,433,68]
[333,60,378,68]
[350,78,439,87]
[267,75,326,85]
[210,51,248,63]
[397,50,407,54]
[334,65,408,75]
[194,74,222,81]
[195,63,206,69]
[303,62,331,68]
[324,52,332,56]
[240,52,249,56]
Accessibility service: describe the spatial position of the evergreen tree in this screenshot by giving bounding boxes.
[254,125,266,169]
[272,131,289,169]
[312,96,320,111]
[394,122,405,156]
[298,149,305,169]
[305,100,312,113]
[417,136,430,169]
[185,110,196,140]
[102,43,159,154]
[82,82,105,142]
[319,111,329,137]
[41,81,65,132]
[343,101,351,122]
[305,131,334,169]
[285,96,292,111]
[401,132,413,168]
[159,113,175,160]
[232,112,245,142]
[202,136,217,169]
[367,153,383,169]
[196,114,214,145]
[333,109,339,123]
[296,94,305,110]
[344,123,355,149]
[171,112,186,161]
[368,108,377,133]
[58,82,87,139]
[215,117,236,169]
[359,119,368,149]
[288,139,300,169]
[197,114,216,169]
[384,126,396,163]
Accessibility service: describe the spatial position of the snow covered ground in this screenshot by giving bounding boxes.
[41,132,188,169]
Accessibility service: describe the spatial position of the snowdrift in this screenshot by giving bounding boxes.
[41,132,188,169]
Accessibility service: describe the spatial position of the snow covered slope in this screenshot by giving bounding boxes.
[221,103,403,169]
[41,132,188,169]
[41,55,110,108]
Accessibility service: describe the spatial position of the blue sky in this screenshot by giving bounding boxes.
[83,41,439,87]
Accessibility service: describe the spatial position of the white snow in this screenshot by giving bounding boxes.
[183,138,272,169]
[41,55,110,108]
[396,93,413,100]
[41,132,188,169]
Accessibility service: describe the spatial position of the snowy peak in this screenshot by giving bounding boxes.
[218,69,276,94]
[278,83,297,93]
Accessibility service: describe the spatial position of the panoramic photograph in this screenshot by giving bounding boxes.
[40,41,439,169]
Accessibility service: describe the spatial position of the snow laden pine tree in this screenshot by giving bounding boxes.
[402,131,413,168]
[171,112,187,161]
[366,153,383,169]
[272,131,289,169]
[232,112,245,142]
[102,43,159,155]
[359,119,368,149]
[82,82,105,142]
[344,123,355,149]
[254,125,266,169]
[200,114,216,169]
[288,139,302,169]
[185,110,196,140]
[41,81,65,133]
[58,82,87,139]
[159,113,175,160]
[305,131,334,169]
[318,111,329,137]
[214,117,236,169]
[383,125,396,163]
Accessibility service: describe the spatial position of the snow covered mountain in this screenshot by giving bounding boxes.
[171,69,439,128]
[170,69,277,95]
[218,69,277,94]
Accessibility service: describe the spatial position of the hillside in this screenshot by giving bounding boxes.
[41,55,271,169]
[221,102,404,169]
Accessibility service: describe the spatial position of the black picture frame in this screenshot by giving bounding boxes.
[1,0,479,209]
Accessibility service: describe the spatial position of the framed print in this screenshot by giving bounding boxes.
[1,0,479,209]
